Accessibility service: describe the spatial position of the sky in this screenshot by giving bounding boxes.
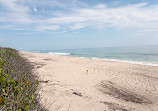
[0,0,158,50]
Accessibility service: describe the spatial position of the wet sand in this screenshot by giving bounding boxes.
[20,51,158,111]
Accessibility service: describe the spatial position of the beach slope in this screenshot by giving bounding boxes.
[20,51,158,111]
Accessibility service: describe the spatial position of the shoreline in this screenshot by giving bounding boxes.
[20,51,158,111]
[34,51,158,67]
[91,57,158,67]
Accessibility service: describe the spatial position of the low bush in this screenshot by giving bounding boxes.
[0,47,44,111]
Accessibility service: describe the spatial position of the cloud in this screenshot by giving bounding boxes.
[0,0,31,23]
[0,0,158,34]
[42,3,158,31]
[70,24,86,30]
[33,6,37,12]
[95,4,106,9]
[40,2,158,33]
[36,25,60,31]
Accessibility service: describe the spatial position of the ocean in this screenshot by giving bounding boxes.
[32,46,158,66]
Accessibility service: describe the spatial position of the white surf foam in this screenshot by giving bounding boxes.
[48,52,71,56]
[91,57,158,66]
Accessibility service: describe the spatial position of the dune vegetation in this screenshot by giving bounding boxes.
[0,47,44,111]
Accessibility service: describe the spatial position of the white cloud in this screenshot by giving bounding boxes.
[95,4,106,9]
[0,0,31,23]
[42,2,158,32]
[0,0,158,34]
[33,6,37,12]
[36,25,60,31]
[70,24,86,30]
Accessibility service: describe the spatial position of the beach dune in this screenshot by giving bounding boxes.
[21,51,158,111]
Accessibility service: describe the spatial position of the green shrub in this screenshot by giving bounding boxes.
[0,47,44,111]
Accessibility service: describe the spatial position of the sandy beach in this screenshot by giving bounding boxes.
[20,51,158,111]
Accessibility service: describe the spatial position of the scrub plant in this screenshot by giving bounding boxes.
[0,47,44,111]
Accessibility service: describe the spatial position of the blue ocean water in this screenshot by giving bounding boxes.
[32,46,158,66]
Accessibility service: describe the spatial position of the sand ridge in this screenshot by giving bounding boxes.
[20,51,158,111]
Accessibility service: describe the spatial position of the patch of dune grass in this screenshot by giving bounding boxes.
[0,47,45,111]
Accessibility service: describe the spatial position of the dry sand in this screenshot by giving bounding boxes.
[20,51,158,111]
